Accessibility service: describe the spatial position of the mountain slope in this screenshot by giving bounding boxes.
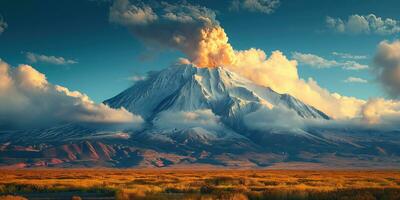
[1,64,400,168]
[104,64,329,123]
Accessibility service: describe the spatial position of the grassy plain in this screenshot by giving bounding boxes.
[0,169,399,199]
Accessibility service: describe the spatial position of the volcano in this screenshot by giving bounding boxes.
[104,64,329,121]
[1,64,400,168]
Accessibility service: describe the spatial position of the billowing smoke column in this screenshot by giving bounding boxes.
[110,0,236,68]
[193,26,236,67]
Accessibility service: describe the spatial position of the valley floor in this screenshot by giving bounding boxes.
[0,169,400,200]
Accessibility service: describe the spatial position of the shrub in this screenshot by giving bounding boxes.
[71,196,82,200]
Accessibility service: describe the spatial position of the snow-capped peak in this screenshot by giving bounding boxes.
[104,64,329,124]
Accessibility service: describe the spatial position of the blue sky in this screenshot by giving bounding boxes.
[1,0,400,102]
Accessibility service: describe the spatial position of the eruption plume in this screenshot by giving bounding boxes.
[109,0,400,124]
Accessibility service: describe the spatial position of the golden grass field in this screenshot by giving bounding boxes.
[0,169,400,200]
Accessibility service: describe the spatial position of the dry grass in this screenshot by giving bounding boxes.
[0,195,27,200]
[0,169,399,199]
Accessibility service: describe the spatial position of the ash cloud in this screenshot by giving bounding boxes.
[109,0,236,68]
[230,0,280,14]
[373,40,400,99]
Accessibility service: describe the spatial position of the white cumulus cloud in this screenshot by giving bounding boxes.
[243,105,304,131]
[361,98,400,125]
[344,77,368,83]
[292,52,368,70]
[326,14,400,35]
[153,109,222,130]
[26,52,78,65]
[292,52,338,68]
[0,59,143,130]
[332,52,367,60]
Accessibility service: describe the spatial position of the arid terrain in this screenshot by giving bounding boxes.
[0,169,400,199]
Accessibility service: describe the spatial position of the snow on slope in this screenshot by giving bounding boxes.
[0,123,132,143]
[104,64,329,128]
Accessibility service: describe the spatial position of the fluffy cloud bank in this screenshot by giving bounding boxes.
[26,52,78,65]
[243,106,304,131]
[361,98,400,125]
[326,14,400,35]
[153,109,222,130]
[0,59,143,130]
[230,0,280,14]
[292,52,368,70]
[373,40,400,98]
[222,49,366,119]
